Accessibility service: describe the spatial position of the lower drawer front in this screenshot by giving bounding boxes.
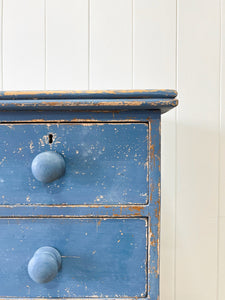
[0,218,147,298]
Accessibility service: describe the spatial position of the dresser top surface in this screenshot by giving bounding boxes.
[0,89,177,99]
[0,89,178,113]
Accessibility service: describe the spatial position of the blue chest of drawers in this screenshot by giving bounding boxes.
[0,89,178,299]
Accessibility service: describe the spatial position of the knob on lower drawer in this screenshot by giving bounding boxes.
[28,246,61,284]
[31,151,66,183]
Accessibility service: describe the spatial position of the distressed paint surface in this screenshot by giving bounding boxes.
[0,110,160,123]
[0,98,178,114]
[0,91,178,299]
[148,115,161,299]
[0,123,148,205]
[0,218,147,298]
[0,89,177,99]
[0,90,178,114]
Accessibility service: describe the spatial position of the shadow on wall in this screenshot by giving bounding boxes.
[160,114,218,298]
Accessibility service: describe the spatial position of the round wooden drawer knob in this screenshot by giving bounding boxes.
[31,151,66,183]
[28,246,61,284]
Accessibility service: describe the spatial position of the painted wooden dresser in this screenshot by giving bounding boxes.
[0,89,178,299]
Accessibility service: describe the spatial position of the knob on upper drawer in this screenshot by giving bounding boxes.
[31,151,66,183]
[28,246,61,284]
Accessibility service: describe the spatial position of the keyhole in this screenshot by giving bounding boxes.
[48,134,53,144]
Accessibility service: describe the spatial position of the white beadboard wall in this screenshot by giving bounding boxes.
[0,0,224,299]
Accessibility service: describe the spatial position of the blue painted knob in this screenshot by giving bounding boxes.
[31,151,65,183]
[28,246,61,284]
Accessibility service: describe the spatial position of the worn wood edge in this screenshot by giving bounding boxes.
[0,110,159,123]
[0,205,150,218]
[3,295,148,299]
[0,89,178,99]
[0,99,178,114]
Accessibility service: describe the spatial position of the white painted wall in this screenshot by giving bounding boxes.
[1,0,223,299]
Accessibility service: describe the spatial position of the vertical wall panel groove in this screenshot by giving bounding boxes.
[88,0,90,89]
[3,0,45,90]
[90,0,132,90]
[44,0,46,90]
[46,0,88,90]
[177,0,220,299]
[131,0,134,89]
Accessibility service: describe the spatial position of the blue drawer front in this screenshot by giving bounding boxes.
[0,123,148,205]
[0,218,147,298]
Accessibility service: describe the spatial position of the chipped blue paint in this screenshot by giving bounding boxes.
[0,98,178,114]
[0,90,178,299]
[148,113,161,299]
[0,89,177,99]
[0,123,148,205]
[0,218,147,298]
[0,109,165,122]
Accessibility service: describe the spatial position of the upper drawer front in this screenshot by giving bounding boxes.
[0,123,148,205]
[0,218,147,298]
